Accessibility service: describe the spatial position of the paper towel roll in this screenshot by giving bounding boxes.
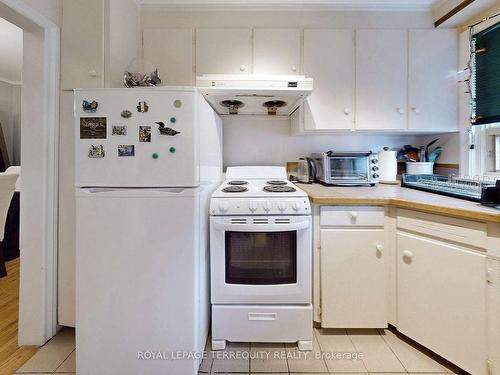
[378,150,398,182]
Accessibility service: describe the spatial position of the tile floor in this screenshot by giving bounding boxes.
[15,326,467,375]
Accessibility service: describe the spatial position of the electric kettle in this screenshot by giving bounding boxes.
[297,157,316,183]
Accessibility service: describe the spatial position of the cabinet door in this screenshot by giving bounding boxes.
[408,29,458,131]
[253,29,301,75]
[195,28,252,75]
[397,232,487,375]
[61,0,104,89]
[356,30,408,130]
[321,229,387,328]
[143,28,193,86]
[303,29,355,131]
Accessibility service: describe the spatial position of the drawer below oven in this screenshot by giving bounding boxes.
[212,304,312,343]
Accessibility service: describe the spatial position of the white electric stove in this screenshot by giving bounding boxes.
[209,166,313,351]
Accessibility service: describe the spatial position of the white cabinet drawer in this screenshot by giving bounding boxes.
[320,206,384,227]
[212,305,312,343]
[397,209,487,249]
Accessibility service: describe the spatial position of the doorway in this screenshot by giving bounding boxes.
[0,0,60,370]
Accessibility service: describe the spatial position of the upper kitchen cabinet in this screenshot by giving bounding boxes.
[303,29,355,131]
[61,0,141,89]
[356,30,408,130]
[143,28,194,86]
[195,29,253,75]
[408,29,458,131]
[61,0,104,88]
[253,29,301,75]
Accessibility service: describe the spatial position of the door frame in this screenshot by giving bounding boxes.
[0,0,60,344]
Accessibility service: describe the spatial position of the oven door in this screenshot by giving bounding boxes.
[210,215,312,304]
[327,156,370,183]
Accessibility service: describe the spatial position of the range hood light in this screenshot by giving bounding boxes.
[220,100,244,115]
[263,100,287,116]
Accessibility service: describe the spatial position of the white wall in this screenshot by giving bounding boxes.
[223,118,419,166]
[0,81,21,165]
[0,17,22,83]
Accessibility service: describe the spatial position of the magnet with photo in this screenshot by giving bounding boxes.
[112,125,127,136]
[118,145,135,157]
[121,110,132,119]
[88,145,105,158]
[137,101,149,113]
[82,100,98,113]
[139,126,151,142]
[80,117,107,139]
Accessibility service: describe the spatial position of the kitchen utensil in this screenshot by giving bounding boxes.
[427,147,442,162]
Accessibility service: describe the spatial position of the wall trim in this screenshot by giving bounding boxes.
[139,1,434,12]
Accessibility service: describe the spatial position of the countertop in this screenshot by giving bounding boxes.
[296,183,500,223]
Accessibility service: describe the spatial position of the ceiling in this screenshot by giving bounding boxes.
[138,0,442,11]
[0,17,22,84]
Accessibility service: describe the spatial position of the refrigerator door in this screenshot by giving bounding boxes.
[75,88,199,187]
[76,187,205,375]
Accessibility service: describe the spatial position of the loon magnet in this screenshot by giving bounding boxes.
[83,100,98,113]
[156,122,180,136]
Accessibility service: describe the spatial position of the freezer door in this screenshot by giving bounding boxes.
[75,88,198,187]
[75,188,204,375]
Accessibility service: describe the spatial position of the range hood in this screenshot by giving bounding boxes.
[196,75,313,116]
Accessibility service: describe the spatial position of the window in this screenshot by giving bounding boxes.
[472,22,500,125]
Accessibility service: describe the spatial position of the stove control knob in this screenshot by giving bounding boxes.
[218,201,230,213]
[263,201,272,212]
[278,201,287,212]
[372,173,379,179]
[291,201,300,211]
[248,201,258,213]
[372,166,379,171]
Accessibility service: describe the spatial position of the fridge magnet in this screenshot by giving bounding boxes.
[121,110,132,119]
[173,99,182,108]
[139,126,151,142]
[137,101,149,113]
[88,145,105,158]
[80,117,107,139]
[82,100,98,113]
[112,125,127,136]
[118,145,135,157]
[156,122,180,136]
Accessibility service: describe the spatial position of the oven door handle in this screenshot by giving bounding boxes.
[212,220,310,232]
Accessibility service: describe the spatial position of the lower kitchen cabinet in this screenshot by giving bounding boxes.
[397,232,488,375]
[320,229,387,328]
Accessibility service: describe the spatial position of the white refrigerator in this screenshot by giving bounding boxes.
[74,88,222,375]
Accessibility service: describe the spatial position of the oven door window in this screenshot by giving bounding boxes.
[329,157,368,180]
[225,231,297,285]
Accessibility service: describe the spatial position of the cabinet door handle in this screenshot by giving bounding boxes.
[348,211,358,219]
[240,65,247,72]
[411,107,420,114]
[403,250,414,259]
[397,107,406,115]
[376,244,384,252]
[291,65,297,72]
[344,107,351,115]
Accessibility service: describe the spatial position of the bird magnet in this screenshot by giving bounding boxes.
[156,122,180,136]
[83,100,98,113]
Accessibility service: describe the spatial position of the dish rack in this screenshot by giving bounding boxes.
[401,174,498,202]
